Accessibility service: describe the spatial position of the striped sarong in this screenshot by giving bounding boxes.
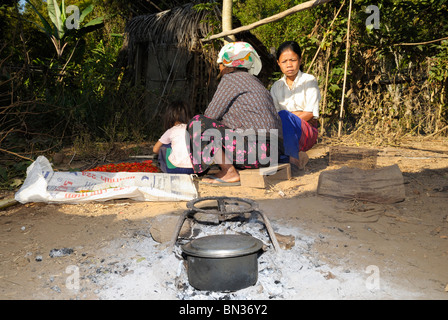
[278,110,318,159]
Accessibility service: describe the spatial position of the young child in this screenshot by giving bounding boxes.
[153,100,194,174]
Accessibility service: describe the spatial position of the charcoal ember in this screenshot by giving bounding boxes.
[49,248,74,258]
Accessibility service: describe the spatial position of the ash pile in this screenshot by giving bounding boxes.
[172,216,304,300]
[161,197,301,299]
[94,198,376,300]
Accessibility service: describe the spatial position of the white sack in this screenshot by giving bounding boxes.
[15,156,198,204]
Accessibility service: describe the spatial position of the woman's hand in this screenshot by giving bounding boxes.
[291,111,313,122]
[291,111,318,127]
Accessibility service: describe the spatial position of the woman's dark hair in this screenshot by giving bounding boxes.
[276,41,302,60]
[276,41,303,72]
[163,100,192,130]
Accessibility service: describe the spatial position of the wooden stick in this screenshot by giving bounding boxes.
[423,125,448,139]
[321,58,330,135]
[338,0,352,138]
[306,0,345,74]
[145,0,162,12]
[0,198,18,210]
[0,147,34,162]
[394,36,448,46]
[201,0,333,42]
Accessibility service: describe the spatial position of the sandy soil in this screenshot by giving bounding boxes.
[1,138,447,300]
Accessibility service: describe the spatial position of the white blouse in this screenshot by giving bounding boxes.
[270,71,321,119]
[158,124,192,168]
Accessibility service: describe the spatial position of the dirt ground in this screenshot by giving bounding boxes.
[1,137,447,300]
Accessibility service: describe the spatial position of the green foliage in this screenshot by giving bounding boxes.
[234,0,447,138]
[2,0,448,189]
[0,160,32,190]
[25,0,104,58]
[429,40,448,83]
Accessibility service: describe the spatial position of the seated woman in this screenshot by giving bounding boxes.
[187,42,283,186]
[270,41,321,172]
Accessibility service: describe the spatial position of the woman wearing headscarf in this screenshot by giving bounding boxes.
[187,42,283,186]
[270,41,321,172]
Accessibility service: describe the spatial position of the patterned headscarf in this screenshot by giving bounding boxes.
[217,42,262,76]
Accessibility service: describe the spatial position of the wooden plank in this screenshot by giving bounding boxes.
[317,164,405,203]
[240,170,266,188]
[240,163,291,188]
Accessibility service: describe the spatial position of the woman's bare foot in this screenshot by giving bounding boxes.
[289,157,300,176]
[298,151,309,169]
[201,149,240,184]
[202,165,240,184]
[290,153,309,176]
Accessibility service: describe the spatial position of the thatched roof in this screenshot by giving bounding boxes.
[126,2,219,54]
[124,1,276,86]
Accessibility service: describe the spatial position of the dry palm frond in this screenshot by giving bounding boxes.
[126,2,219,55]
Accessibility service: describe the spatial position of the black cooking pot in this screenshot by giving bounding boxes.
[181,234,264,291]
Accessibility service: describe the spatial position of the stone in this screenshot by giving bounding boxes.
[52,152,66,165]
[49,248,74,258]
[149,214,192,243]
[274,233,295,250]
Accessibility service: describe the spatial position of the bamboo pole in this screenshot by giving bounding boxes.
[321,58,331,136]
[338,0,352,138]
[306,0,345,74]
[202,0,333,42]
[0,198,18,210]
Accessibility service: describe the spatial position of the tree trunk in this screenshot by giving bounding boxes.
[203,0,333,42]
[222,0,235,44]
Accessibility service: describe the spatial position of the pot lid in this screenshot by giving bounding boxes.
[181,234,263,258]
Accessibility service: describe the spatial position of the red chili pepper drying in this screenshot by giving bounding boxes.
[84,160,160,173]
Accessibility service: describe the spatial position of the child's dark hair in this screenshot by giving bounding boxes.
[276,41,302,60]
[163,100,192,130]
